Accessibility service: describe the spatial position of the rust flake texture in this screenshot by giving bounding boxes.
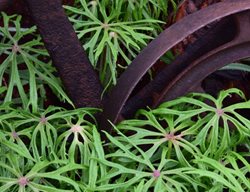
[24,0,103,108]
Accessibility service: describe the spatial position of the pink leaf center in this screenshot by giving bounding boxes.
[216,108,224,116]
[18,177,29,187]
[12,131,19,139]
[153,170,161,178]
[70,125,82,133]
[12,44,20,53]
[40,116,47,124]
[165,133,182,141]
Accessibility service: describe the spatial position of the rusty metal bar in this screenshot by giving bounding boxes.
[100,1,250,134]
[24,0,103,108]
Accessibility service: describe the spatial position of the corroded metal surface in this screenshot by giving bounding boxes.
[24,0,103,108]
[100,1,250,134]
[14,0,250,138]
[156,11,250,105]
[0,0,11,11]
[122,16,235,118]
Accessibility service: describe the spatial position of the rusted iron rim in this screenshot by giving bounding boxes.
[161,43,250,103]
[101,1,250,131]
[24,0,103,108]
[155,11,250,105]
[122,16,235,118]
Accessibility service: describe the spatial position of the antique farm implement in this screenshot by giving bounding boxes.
[1,0,250,137]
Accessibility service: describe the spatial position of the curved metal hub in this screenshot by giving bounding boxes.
[100,1,250,134]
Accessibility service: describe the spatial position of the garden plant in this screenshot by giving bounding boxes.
[0,0,249,191]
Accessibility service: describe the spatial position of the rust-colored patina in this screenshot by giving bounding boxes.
[3,0,250,139]
[156,11,250,105]
[0,0,12,11]
[122,16,235,119]
[100,1,250,135]
[24,0,103,108]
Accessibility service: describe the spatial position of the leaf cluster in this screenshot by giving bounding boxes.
[103,88,250,191]
[0,105,103,191]
[65,0,177,88]
[0,2,249,192]
[0,89,249,191]
[0,13,73,112]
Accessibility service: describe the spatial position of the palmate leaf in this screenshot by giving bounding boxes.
[65,0,163,86]
[110,88,250,191]
[6,106,98,163]
[151,88,250,159]
[94,129,202,191]
[116,108,201,165]
[0,86,249,191]
[0,13,73,111]
[0,152,83,192]
[55,109,98,165]
[0,103,101,191]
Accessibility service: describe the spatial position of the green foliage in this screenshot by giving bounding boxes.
[221,62,250,72]
[0,106,101,191]
[0,1,249,191]
[100,89,250,191]
[0,13,73,112]
[65,0,177,87]
[0,155,83,192]
[0,89,249,191]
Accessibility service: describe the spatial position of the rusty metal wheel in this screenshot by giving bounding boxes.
[3,0,250,138]
[100,1,250,136]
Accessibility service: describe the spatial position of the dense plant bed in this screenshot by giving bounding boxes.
[0,89,249,191]
[0,0,250,191]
